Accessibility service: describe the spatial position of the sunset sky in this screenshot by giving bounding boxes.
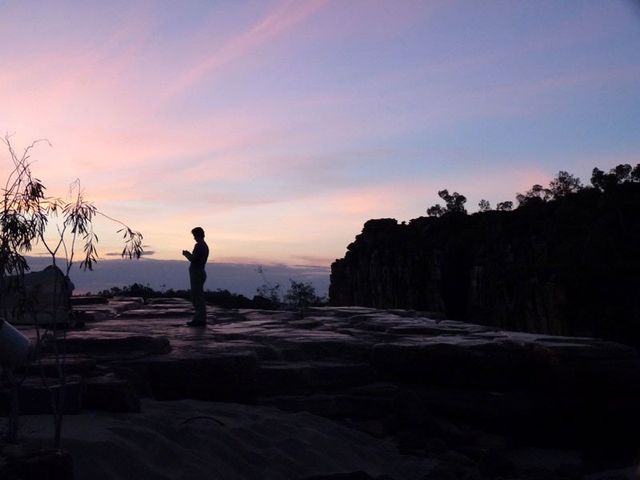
[1,0,639,271]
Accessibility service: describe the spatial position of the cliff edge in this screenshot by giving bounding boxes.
[330,182,640,344]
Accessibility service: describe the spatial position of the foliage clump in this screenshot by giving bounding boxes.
[478,199,491,212]
[284,280,323,316]
[97,273,326,313]
[97,283,259,309]
[254,266,324,314]
[0,137,143,280]
[591,164,640,191]
[427,189,467,217]
[496,201,513,211]
[515,171,583,206]
[0,136,143,447]
[426,164,638,215]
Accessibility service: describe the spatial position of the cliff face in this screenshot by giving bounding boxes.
[330,183,640,343]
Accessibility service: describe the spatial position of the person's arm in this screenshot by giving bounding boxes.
[182,250,193,262]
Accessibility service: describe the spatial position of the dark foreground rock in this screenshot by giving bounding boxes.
[17,399,437,480]
[5,302,640,477]
[0,444,74,480]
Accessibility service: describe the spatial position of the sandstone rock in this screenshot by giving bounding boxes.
[72,309,113,322]
[60,333,171,357]
[0,376,83,415]
[0,444,74,480]
[371,336,534,389]
[134,352,259,402]
[111,296,144,304]
[118,308,193,319]
[83,374,140,412]
[11,303,640,471]
[504,448,583,479]
[301,472,393,480]
[256,361,375,396]
[146,297,192,305]
[583,468,639,480]
[70,295,107,305]
[20,355,96,377]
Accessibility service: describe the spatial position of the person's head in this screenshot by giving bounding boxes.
[191,227,205,240]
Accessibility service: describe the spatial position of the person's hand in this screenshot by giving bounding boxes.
[182,250,189,256]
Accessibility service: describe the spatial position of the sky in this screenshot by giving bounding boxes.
[1,0,639,283]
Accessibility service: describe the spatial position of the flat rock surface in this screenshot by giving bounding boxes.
[19,398,436,480]
[9,301,640,477]
[18,304,640,399]
[36,305,640,383]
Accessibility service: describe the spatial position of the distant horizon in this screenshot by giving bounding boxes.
[24,256,331,299]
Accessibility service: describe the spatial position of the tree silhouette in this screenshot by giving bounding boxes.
[427,204,446,217]
[591,164,640,191]
[548,171,583,199]
[1,136,143,447]
[516,184,551,206]
[284,279,320,317]
[496,201,513,211]
[428,189,467,216]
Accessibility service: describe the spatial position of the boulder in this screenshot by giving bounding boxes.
[1,266,73,325]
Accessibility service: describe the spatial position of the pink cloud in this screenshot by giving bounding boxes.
[169,0,327,96]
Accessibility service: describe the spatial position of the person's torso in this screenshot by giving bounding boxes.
[189,241,209,270]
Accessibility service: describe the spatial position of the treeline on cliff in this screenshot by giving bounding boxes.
[330,164,640,345]
[91,276,325,311]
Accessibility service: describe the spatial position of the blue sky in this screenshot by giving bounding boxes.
[0,0,638,277]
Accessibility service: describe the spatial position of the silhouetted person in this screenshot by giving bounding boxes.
[182,227,209,327]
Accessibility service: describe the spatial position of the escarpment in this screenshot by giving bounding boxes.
[330,183,640,344]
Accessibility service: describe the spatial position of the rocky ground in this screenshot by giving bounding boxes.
[2,297,640,479]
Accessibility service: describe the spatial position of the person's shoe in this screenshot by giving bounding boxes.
[185,320,206,327]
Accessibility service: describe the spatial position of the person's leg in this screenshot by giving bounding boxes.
[190,270,207,323]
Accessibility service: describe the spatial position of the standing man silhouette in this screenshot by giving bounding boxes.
[182,227,209,327]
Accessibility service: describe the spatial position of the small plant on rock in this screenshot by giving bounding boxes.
[0,135,143,447]
[284,280,321,317]
[255,266,281,309]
